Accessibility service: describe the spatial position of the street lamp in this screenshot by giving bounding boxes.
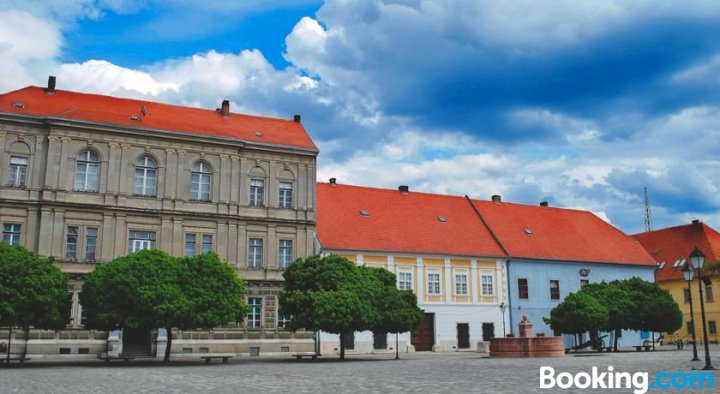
[682,263,700,361]
[499,302,508,337]
[689,247,715,370]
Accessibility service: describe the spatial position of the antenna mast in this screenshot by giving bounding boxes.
[643,187,653,232]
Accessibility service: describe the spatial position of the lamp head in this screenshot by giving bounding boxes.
[689,246,706,270]
[682,263,694,282]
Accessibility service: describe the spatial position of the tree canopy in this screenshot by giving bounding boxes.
[80,250,246,361]
[544,277,682,350]
[0,243,69,360]
[279,254,423,360]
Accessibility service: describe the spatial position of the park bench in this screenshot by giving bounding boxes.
[291,352,318,360]
[2,356,31,365]
[633,345,652,352]
[200,355,233,364]
[98,354,135,363]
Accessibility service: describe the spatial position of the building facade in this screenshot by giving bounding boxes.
[469,197,658,349]
[0,80,317,357]
[316,182,508,354]
[633,221,720,344]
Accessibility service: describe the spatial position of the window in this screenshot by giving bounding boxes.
[455,273,468,295]
[427,272,441,295]
[481,273,494,296]
[580,279,589,289]
[278,181,293,209]
[190,161,211,201]
[133,156,157,196]
[201,234,213,254]
[2,223,21,246]
[247,297,262,329]
[85,227,97,261]
[65,226,78,260]
[248,238,263,268]
[550,280,560,300]
[398,271,413,291]
[278,240,293,269]
[185,234,196,257]
[277,312,291,330]
[249,179,264,206]
[684,288,691,304]
[688,321,695,335]
[518,278,529,299]
[7,156,28,187]
[706,285,714,303]
[710,321,717,335]
[128,230,155,253]
[75,149,99,192]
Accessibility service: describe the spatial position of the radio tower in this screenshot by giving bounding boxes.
[643,187,653,232]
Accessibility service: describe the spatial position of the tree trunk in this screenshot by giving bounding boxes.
[163,328,172,363]
[4,327,11,366]
[395,333,399,360]
[339,332,345,361]
[614,329,620,352]
[21,327,29,359]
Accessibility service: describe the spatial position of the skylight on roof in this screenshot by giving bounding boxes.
[524,228,533,236]
[359,209,370,217]
[672,258,686,268]
[438,216,447,223]
[13,102,24,108]
[254,131,263,137]
[658,261,666,269]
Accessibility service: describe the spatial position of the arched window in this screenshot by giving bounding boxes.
[134,156,157,196]
[190,161,211,201]
[75,149,99,192]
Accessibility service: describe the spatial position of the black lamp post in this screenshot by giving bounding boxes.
[499,302,508,337]
[689,247,715,370]
[682,263,700,361]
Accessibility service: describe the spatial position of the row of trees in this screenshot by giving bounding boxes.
[279,254,424,359]
[1,246,422,362]
[544,277,683,350]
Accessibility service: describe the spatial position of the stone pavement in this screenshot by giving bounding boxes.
[1,346,720,393]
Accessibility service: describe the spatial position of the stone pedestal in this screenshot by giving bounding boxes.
[518,315,533,338]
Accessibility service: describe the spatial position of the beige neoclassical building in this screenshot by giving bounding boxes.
[0,78,317,357]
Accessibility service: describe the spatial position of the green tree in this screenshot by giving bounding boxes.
[0,243,69,363]
[544,291,609,336]
[367,267,423,360]
[620,277,682,349]
[81,250,247,362]
[581,282,634,351]
[279,255,381,360]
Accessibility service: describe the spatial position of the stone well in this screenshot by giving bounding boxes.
[490,315,564,358]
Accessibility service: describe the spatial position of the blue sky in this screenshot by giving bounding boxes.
[1,0,720,234]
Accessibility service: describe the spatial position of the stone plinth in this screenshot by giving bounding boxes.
[489,315,564,358]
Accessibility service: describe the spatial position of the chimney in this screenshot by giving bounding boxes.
[398,185,409,195]
[220,100,230,118]
[692,219,700,224]
[539,201,549,207]
[46,76,56,94]
[293,114,302,123]
[491,195,502,203]
[329,178,337,185]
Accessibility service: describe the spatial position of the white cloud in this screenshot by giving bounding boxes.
[55,60,179,97]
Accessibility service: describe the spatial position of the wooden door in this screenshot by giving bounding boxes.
[457,323,470,349]
[411,313,435,351]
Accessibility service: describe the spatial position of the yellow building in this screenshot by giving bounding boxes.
[634,221,720,344]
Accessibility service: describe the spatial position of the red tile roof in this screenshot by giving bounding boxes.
[632,222,720,282]
[316,183,506,257]
[0,86,317,151]
[470,199,657,266]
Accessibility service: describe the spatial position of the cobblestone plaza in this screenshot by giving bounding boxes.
[2,346,720,393]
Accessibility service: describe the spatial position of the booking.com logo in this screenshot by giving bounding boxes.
[540,366,714,393]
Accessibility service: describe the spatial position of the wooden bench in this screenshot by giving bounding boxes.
[633,345,652,352]
[200,355,233,364]
[604,347,614,352]
[98,355,135,363]
[292,352,318,360]
[2,356,31,365]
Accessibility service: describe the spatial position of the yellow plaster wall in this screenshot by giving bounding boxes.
[660,278,720,344]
